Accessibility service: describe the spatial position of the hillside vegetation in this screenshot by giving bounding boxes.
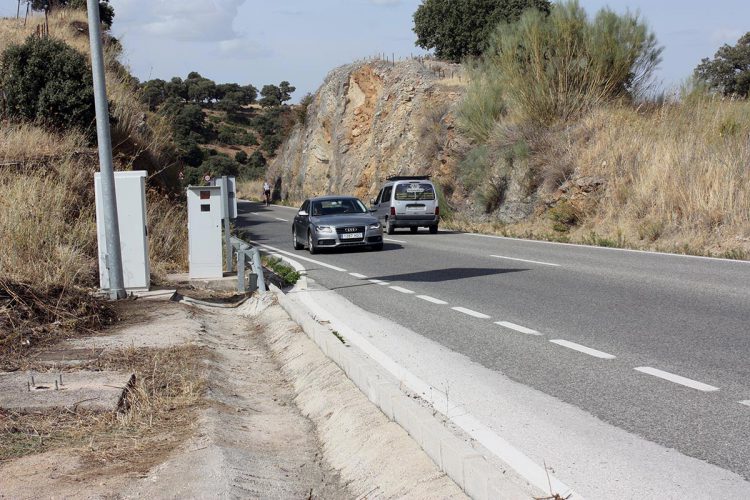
[0,8,186,347]
[452,1,749,258]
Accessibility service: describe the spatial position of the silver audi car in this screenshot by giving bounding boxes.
[292,196,383,254]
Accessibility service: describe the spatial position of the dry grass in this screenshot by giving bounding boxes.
[0,157,99,289]
[237,179,265,202]
[450,97,750,258]
[147,191,188,281]
[0,345,207,472]
[0,123,87,163]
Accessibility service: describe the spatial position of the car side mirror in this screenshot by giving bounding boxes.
[298,210,308,217]
[370,199,377,206]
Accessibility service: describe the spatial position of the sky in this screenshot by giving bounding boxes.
[3,1,749,101]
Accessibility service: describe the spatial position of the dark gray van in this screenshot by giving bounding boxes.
[371,176,439,234]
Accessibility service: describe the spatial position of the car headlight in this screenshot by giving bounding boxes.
[368,222,381,230]
[315,225,334,234]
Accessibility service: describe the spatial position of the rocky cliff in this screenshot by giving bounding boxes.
[268,60,468,205]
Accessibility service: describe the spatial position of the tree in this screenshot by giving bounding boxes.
[413,0,551,61]
[695,33,750,98]
[0,36,95,133]
[141,78,167,111]
[259,81,295,107]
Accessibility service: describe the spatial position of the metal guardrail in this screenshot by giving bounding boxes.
[229,236,267,294]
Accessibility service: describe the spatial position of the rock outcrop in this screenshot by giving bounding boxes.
[268,60,468,204]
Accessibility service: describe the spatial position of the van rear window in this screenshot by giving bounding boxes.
[394,183,435,201]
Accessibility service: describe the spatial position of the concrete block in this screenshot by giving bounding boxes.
[441,433,482,491]
[464,455,490,500]
[369,381,400,420]
[391,394,423,444]
[417,414,447,470]
[487,475,532,500]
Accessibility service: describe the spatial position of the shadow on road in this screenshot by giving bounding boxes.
[371,267,529,283]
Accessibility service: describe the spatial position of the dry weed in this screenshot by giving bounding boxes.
[0,345,207,474]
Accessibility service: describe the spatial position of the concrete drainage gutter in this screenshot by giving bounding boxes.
[269,273,538,499]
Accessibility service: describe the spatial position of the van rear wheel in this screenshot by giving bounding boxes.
[386,218,395,235]
[429,225,438,234]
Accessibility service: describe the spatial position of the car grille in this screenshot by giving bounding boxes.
[336,226,365,234]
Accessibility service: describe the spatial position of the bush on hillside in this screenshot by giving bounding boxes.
[0,36,95,134]
[413,0,551,62]
[475,0,662,125]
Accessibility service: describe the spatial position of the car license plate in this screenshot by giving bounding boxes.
[340,232,363,239]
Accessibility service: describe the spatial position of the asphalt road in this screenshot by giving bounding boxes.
[238,201,750,481]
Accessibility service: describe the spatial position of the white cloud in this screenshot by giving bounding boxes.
[118,0,248,42]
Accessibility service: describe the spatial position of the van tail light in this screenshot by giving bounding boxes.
[435,206,440,216]
[390,207,396,216]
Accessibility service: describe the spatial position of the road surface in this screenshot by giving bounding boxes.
[237,201,750,495]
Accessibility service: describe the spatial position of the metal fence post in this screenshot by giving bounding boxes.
[251,248,267,293]
[236,250,246,293]
[221,176,233,273]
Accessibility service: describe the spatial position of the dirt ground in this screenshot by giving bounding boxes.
[0,293,463,499]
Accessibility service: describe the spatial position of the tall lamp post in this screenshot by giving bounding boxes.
[87,0,126,300]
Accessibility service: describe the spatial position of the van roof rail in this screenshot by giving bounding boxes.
[385,175,431,181]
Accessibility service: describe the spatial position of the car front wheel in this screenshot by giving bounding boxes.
[308,230,318,254]
[293,228,303,250]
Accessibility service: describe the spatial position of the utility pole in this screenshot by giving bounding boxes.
[87,0,126,300]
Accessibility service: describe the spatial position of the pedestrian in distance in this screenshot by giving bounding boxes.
[263,180,271,207]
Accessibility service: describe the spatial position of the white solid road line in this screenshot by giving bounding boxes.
[634,367,720,392]
[417,295,448,305]
[495,321,542,336]
[452,307,491,319]
[390,286,415,294]
[349,272,367,279]
[275,217,289,222]
[550,339,616,359]
[471,233,750,265]
[368,279,390,286]
[384,238,407,244]
[490,254,560,267]
[248,241,347,272]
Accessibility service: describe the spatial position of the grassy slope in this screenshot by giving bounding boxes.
[450,98,750,259]
[0,10,187,290]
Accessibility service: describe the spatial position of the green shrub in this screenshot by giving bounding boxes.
[548,201,580,227]
[0,36,95,134]
[479,0,662,125]
[262,257,300,286]
[235,150,248,164]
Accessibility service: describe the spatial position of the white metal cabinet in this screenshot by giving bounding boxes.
[187,186,223,279]
[95,170,150,291]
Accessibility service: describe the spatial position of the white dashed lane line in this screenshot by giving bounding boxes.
[349,273,367,279]
[384,238,407,244]
[452,307,491,319]
[490,255,560,267]
[549,339,616,359]
[634,367,719,392]
[740,401,750,408]
[417,295,448,305]
[247,241,347,272]
[495,321,542,336]
[390,286,415,294]
[368,279,390,286]
[275,217,289,222]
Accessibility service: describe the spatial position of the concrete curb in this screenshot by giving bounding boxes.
[270,283,533,499]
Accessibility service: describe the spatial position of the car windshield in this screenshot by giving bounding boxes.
[311,198,367,216]
[394,182,435,201]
